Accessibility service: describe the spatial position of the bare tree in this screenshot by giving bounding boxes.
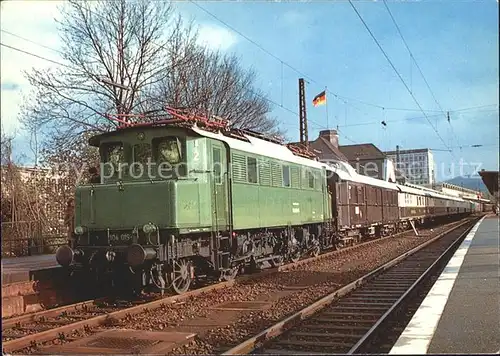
[20,0,196,141]
[19,0,284,191]
[21,0,282,141]
[0,131,65,256]
[148,47,283,137]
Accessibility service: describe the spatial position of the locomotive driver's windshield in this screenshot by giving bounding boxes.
[108,144,124,165]
[157,137,181,165]
[99,136,187,182]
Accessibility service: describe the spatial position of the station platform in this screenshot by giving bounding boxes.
[1,254,72,318]
[390,214,500,354]
[1,254,59,284]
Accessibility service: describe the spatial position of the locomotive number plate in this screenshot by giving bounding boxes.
[109,233,133,243]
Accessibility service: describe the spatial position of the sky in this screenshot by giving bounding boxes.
[1,0,498,182]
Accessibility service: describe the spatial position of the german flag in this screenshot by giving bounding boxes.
[312,91,326,107]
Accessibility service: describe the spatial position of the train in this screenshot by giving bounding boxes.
[55,108,478,295]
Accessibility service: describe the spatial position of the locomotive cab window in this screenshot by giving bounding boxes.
[133,143,152,163]
[101,142,125,179]
[154,137,183,165]
[132,143,152,177]
[153,136,185,177]
[102,142,124,164]
[213,147,222,185]
[282,165,290,187]
[308,171,315,189]
[247,157,258,183]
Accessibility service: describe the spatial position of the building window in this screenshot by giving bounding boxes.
[247,157,258,183]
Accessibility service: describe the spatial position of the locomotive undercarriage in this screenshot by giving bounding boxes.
[57,212,470,296]
[57,222,339,296]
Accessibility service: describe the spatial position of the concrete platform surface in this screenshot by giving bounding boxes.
[390,215,500,354]
[1,254,59,284]
[2,253,57,271]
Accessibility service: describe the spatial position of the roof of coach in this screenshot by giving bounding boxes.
[323,160,399,190]
[397,183,465,201]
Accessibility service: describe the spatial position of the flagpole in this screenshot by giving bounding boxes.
[325,86,329,128]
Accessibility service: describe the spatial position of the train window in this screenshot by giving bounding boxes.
[100,142,126,180]
[103,142,124,165]
[133,143,151,164]
[282,165,290,187]
[308,171,314,189]
[213,147,222,185]
[247,157,258,183]
[154,137,182,165]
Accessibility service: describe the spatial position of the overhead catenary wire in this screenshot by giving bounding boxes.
[1,38,348,141]
[2,24,495,150]
[382,1,466,152]
[4,32,496,149]
[187,0,455,115]
[337,108,499,128]
[0,42,73,70]
[382,1,446,117]
[185,1,496,153]
[4,24,496,120]
[348,0,455,159]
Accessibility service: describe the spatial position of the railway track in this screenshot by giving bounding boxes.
[1,217,474,354]
[222,216,480,355]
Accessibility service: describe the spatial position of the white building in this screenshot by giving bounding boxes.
[384,148,435,185]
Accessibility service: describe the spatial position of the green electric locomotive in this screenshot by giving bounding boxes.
[56,108,334,294]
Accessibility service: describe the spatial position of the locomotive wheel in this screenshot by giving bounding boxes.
[170,259,191,294]
[221,267,239,281]
[289,248,301,263]
[269,256,284,267]
[312,245,320,257]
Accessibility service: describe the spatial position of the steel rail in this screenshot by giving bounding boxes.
[1,281,233,353]
[3,217,453,327]
[222,216,478,355]
[1,217,472,353]
[0,222,421,330]
[2,299,102,329]
[346,217,479,354]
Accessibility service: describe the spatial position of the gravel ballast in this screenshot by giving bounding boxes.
[18,220,468,355]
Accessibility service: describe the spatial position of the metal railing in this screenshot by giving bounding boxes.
[1,221,67,257]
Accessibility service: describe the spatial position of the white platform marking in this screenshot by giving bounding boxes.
[389,216,486,354]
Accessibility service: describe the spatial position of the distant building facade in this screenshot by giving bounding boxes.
[384,148,435,185]
[290,130,399,182]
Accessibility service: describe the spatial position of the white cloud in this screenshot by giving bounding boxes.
[1,0,63,134]
[196,24,238,51]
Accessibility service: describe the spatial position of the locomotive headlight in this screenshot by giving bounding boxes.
[105,251,116,262]
[142,223,157,234]
[74,226,85,235]
[56,245,74,266]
